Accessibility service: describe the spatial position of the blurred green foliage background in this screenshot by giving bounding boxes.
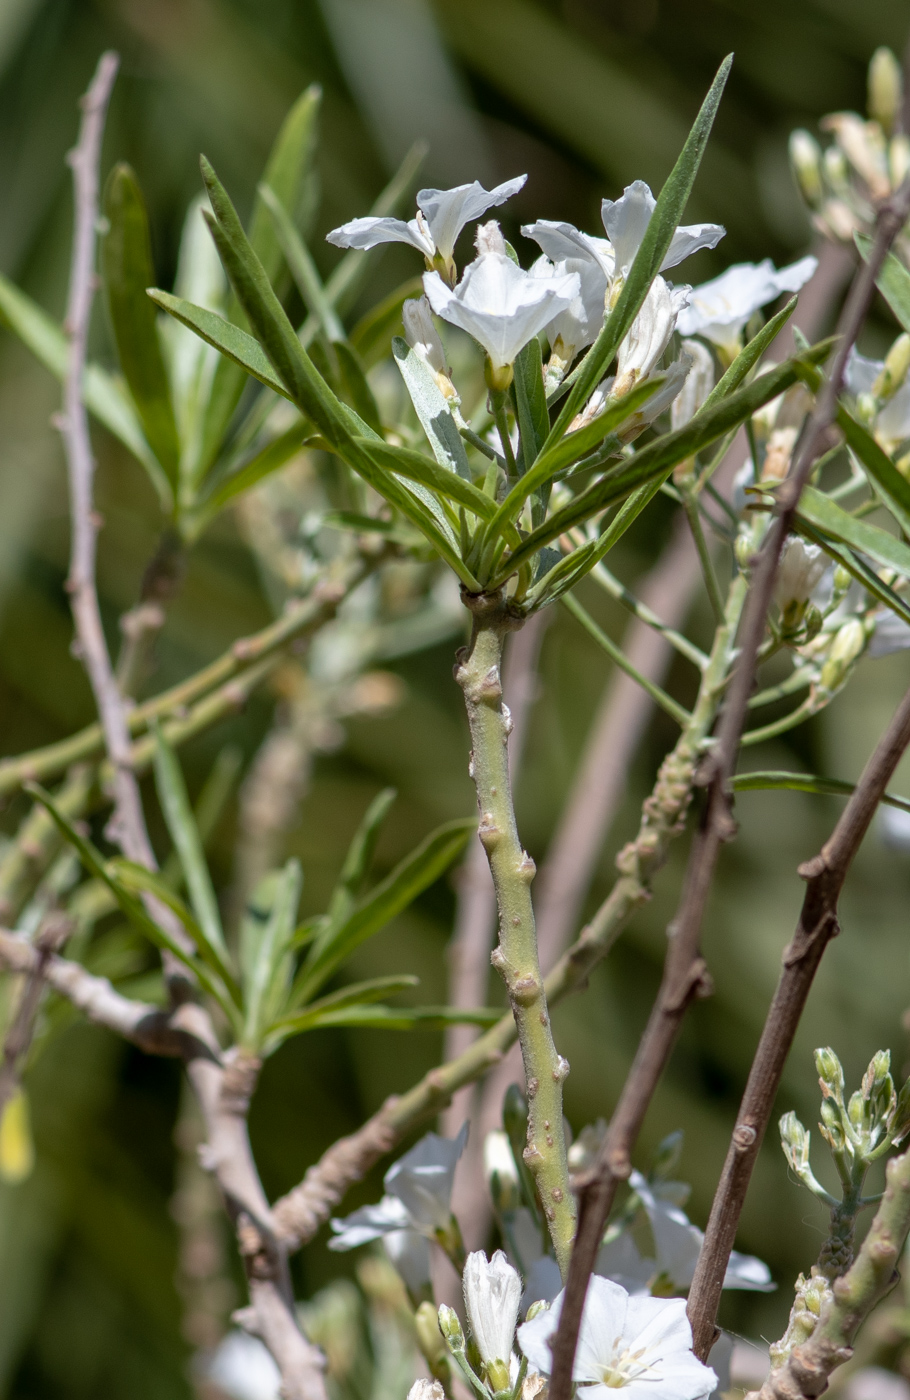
[2,0,910,1396]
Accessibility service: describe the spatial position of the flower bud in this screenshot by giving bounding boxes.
[819,1095,845,1152]
[872,333,910,402]
[790,130,824,207]
[869,48,903,137]
[832,565,852,595]
[779,1110,810,1174]
[891,135,910,190]
[415,1302,451,1386]
[438,1304,465,1352]
[735,530,756,569]
[484,1130,521,1213]
[525,1299,549,1322]
[890,1077,910,1145]
[815,1046,845,1100]
[463,1250,521,1393]
[819,618,866,691]
[407,1381,445,1400]
[476,220,507,258]
[775,536,826,631]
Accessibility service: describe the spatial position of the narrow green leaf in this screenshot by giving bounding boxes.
[732,768,910,813]
[547,54,733,446]
[258,180,345,342]
[102,164,181,487]
[837,405,910,537]
[392,337,472,480]
[112,859,241,1007]
[336,342,384,436]
[350,435,498,522]
[249,85,322,286]
[152,727,231,969]
[324,788,397,930]
[294,818,474,1003]
[856,231,910,334]
[350,277,424,366]
[271,1004,502,1038]
[200,159,350,443]
[513,336,550,475]
[148,289,292,399]
[24,783,234,1010]
[493,349,830,587]
[285,974,419,1024]
[0,273,170,506]
[795,485,910,580]
[195,424,306,519]
[242,860,303,1047]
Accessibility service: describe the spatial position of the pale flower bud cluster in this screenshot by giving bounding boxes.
[789,46,910,260]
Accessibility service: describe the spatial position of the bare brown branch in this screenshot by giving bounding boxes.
[546,178,910,1400]
[686,680,910,1358]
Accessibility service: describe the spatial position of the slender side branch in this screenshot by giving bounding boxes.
[0,549,380,798]
[749,1145,910,1400]
[546,175,910,1400]
[687,680,910,1359]
[455,593,574,1272]
[0,915,71,1115]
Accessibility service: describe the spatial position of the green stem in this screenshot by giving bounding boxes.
[489,392,518,478]
[740,695,820,746]
[455,593,575,1273]
[584,558,708,671]
[681,484,725,624]
[562,594,690,727]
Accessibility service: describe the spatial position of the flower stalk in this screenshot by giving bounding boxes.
[455,591,575,1273]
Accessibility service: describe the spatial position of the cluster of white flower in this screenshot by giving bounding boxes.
[326,174,816,413]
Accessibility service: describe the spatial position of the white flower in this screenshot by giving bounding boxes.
[869,609,910,658]
[630,1171,773,1293]
[424,225,580,376]
[601,180,725,277]
[671,340,715,430]
[326,176,527,272]
[408,1382,445,1400]
[614,276,689,397]
[523,221,615,362]
[464,1250,522,1377]
[383,1227,432,1294]
[207,1331,280,1400]
[402,295,449,375]
[676,256,818,357]
[774,537,826,614]
[329,1122,467,1247]
[517,1274,718,1400]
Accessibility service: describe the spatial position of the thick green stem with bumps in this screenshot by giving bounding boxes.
[455,590,575,1272]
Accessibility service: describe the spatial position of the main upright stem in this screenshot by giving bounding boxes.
[455,591,575,1273]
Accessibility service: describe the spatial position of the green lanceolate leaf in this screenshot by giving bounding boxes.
[838,405,910,537]
[291,817,474,1006]
[200,158,351,444]
[350,435,498,522]
[324,788,397,930]
[392,337,472,480]
[546,54,733,446]
[102,164,181,490]
[24,783,236,1013]
[271,1004,501,1037]
[242,860,303,1050]
[195,425,306,521]
[513,335,550,476]
[249,85,322,286]
[795,485,910,580]
[151,727,231,969]
[732,768,910,813]
[264,975,421,1048]
[856,231,910,334]
[148,289,292,399]
[493,348,831,588]
[0,273,169,504]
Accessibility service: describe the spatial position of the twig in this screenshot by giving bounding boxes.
[443,610,549,1144]
[546,176,910,1400]
[0,766,94,925]
[686,679,910,1359]
[749,1143,910,1400]
[0,548,379,798]
[53,58,327,1400]
[0,914,71,1116]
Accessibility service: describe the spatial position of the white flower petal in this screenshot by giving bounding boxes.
[384,1227,432,1293]
[595,1231,655,1295]
[418,175,527,260]
[326,214,434,257]
[615,276,683,393]
[208,1332,281,1400]
[573,1276,631,1383]
[662,222,726,271]
[622,1295,692,1354]
[724,1249,775,1291]
[845,346,882,397]
[384,1122,468,1230]
[601,181,724,275]
[522,220,614,280]
[517,1300,559,1375]
[676,256,818,345]
[672,340,715,430]
[424,255,579,369]
[328,1194,411,1249]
